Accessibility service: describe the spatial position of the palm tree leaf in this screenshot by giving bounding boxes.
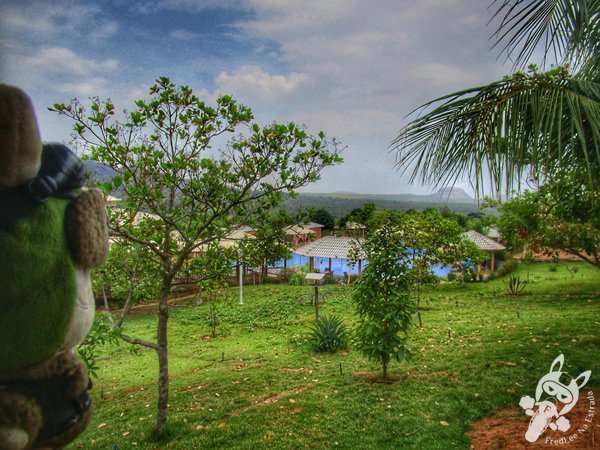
[491,0,600,69]
[390,72,600,198]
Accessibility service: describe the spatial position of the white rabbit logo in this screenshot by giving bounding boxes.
[519,354,591,443]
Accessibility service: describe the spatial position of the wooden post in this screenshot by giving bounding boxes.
[314,286,319,320]
[328,258,332,273]
[358,260,362,276]
[491,251,496,272]
[309,256,314,272]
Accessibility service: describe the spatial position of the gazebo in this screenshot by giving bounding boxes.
[295,236,366,275]
[461,230,506,271]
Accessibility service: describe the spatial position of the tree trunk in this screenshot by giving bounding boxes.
[382,356,389,382]
[155,285,170,437]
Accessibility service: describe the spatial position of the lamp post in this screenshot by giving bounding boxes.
[238,251,243,305]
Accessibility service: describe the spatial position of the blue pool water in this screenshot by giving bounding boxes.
[270,253,452,277]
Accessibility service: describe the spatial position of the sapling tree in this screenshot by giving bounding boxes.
[239,210,295,281]
[350,225,415,382]
[364,209,483,324]
[93,239,161,328]
[51,77,342,436]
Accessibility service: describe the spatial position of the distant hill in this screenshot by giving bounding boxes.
[82,160,118,185]
[284,190,482,218]
[307,187,474,204]
[80,161,483,217]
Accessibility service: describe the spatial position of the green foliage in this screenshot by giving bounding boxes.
[338,202,376,228]
[447,271,460,282]
[288,265,309,286]
[206,300,221,338]
[309,315,348,352]
[52,76,342,435]
[495,258,518,278]
[497,181,600,269]
[239,210,294,277]
[70,263,600,449]
[78,312,122,379]
[503,275,528,296]
[309,208,335,231]
[392,1,600,204]
[566,265,579,278]
[352,225,415,380]
[92,241,161,305]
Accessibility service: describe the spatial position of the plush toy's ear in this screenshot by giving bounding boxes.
[65,189,110,269]
[0,84,42,188]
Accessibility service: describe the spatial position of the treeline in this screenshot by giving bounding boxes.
[281,193,484,219]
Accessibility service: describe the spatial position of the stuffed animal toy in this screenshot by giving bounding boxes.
[0,84,109,449]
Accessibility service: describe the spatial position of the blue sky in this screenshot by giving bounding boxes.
[2,0,516,195]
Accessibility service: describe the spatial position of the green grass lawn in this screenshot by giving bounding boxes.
[71,262,600,449]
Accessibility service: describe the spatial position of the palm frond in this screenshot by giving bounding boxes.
[390,71,600,198]
[491,0,600,69]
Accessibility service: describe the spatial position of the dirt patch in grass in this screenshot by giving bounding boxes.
[467,389,599,449]
[352,370,408,384]
[230,384,315,416]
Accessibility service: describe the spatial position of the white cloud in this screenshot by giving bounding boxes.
[215,65,308,102]
[24,47,119,77]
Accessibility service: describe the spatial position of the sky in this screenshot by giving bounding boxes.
[1,0,516,195]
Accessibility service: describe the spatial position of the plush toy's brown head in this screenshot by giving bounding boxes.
[0,84,42,188]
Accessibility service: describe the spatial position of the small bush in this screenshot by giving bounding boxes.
[495,258,518,277]
[504,275,528,296]
[309,315,348,352]
[288,271,305,286]
[288,265,310,286]
[549,265,559,272]
[567,266,579,278]
[447,271,460,282]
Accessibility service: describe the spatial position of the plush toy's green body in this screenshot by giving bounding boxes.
[0,198,76,371]
[0,84,109,450]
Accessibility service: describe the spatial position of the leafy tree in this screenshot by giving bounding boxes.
[391,1,600,201]
[351,225,415,381]
[93,240,161,328]
[239,210,294,280]
[51,77,342,436]
[339,202,376,228]
[392,210,484,320]
[496,178,599,268]
[309,208,335,231]
[366,209,406,231]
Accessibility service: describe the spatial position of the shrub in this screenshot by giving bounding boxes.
[288,265,309,286]
[504,275,528,295]
[309,315,348,352]
[288,271,305,286]
[495,258,518,277]
[549,264,559,272]
[447,271,460,282]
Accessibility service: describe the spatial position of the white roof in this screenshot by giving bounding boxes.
[461,230,506,251]
[284,224,315,235]
[485,227,501,239]
[295,236,366,259]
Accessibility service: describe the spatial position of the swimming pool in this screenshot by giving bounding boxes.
[270,253,452,277]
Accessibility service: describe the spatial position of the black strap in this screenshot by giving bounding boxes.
[0,144,84,228]
[27,144,85,202]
